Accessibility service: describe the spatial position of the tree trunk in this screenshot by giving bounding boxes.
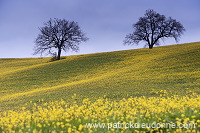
[149,44,153,49]
[57,48,61,60]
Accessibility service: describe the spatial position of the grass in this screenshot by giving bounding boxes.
[0,42,200,111]
[0,42,200,132]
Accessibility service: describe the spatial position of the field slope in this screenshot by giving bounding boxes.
[0,42,200,110]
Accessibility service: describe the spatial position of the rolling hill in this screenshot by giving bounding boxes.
[0,42,200,110]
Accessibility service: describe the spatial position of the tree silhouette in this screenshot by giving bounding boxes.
[34,18,88,60]
[124,9,185,49]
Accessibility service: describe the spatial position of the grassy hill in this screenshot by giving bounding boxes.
[0,42,200,111]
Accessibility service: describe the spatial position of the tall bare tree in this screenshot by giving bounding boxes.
[34,18,88,60]
[124,9,185,49]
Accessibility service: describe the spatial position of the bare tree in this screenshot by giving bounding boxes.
[34,18,88,60]
[124,9,185,49]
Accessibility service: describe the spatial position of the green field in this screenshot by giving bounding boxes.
[0,42,200,111]
[0,42,200,132]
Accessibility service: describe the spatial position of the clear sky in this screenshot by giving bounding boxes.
[0,0,199,58]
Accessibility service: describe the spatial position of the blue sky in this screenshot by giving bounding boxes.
[0,0,199,58]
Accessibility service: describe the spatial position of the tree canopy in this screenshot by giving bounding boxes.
[124,9,185,49]
[34,18,88,60]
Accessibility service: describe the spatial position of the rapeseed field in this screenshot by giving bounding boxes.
[0,42,200,132]
[0,93,200,132]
